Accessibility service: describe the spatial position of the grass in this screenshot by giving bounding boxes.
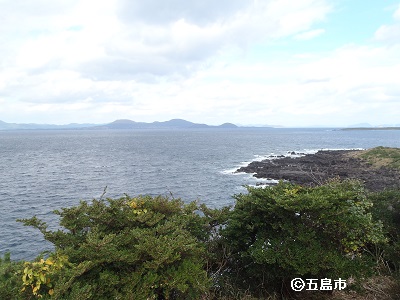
[351,146,400,170]
[332,275,400,300]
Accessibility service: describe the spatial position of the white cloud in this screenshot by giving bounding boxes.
[265,0,330,37]
[294,28,325,40]
[0,0,332,82]
[116,0,246,26]
[68,0,331,82]
[394,3,400,20]
[374,24,400,44]
[1,0,399,126]
[374,4,400,44]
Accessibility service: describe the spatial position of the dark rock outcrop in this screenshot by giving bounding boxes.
[237,150,400,191]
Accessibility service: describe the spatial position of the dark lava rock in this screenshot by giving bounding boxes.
[236,150,400,191]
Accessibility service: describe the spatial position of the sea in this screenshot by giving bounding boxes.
[1,128,400,261]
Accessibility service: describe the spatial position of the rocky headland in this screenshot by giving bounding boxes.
[237,148,400,191]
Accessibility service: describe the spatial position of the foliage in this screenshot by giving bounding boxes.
[10,179,400,299]
[368,189,400,272]
[19,195,211,299]
[218,179,386,296]
[0,253,24,300]
[21,253,69,298]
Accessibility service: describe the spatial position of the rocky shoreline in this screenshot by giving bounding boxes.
[237,149,400,191]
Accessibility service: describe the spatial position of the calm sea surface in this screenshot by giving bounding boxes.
[1,128,400,260]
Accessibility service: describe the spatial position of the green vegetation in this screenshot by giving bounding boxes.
[1,179,400,299]
[216,180,387,298]
[18,195,212,299]
[354,146,400,169]
[368,189,400,272]
[0,253,23,299]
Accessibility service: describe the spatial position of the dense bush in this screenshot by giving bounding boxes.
[5,180,399,299]
[0,253,23,300]
[218,179,386,296]
[368,189,400,272]
[19,195,212,299]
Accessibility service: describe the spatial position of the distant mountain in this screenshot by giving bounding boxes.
[218,123,238,128]
[0,120,99,130]
[0,119,239,130]
[94,119,239,130]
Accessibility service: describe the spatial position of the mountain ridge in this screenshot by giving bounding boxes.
[93,118,238,129]
[0,119,240,130]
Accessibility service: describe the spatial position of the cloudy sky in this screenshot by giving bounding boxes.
[0,0,399,127]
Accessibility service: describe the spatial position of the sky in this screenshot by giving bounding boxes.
[0,0,399,127]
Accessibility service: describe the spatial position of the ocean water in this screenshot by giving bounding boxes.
[1,128,400,260]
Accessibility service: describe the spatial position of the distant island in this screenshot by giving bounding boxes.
[0,119,242,130]
[341,127,400,131]
[342,122,400,130]
[92,119,238,130]
[3,119,399,131]
[0,120,99,130]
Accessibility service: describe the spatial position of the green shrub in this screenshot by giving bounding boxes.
[13,182,400,299]
[21,253,69,298]
[219,179,386,296]
[368,189,400,272]
[0,253,24,300]
[19,195,211,299]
